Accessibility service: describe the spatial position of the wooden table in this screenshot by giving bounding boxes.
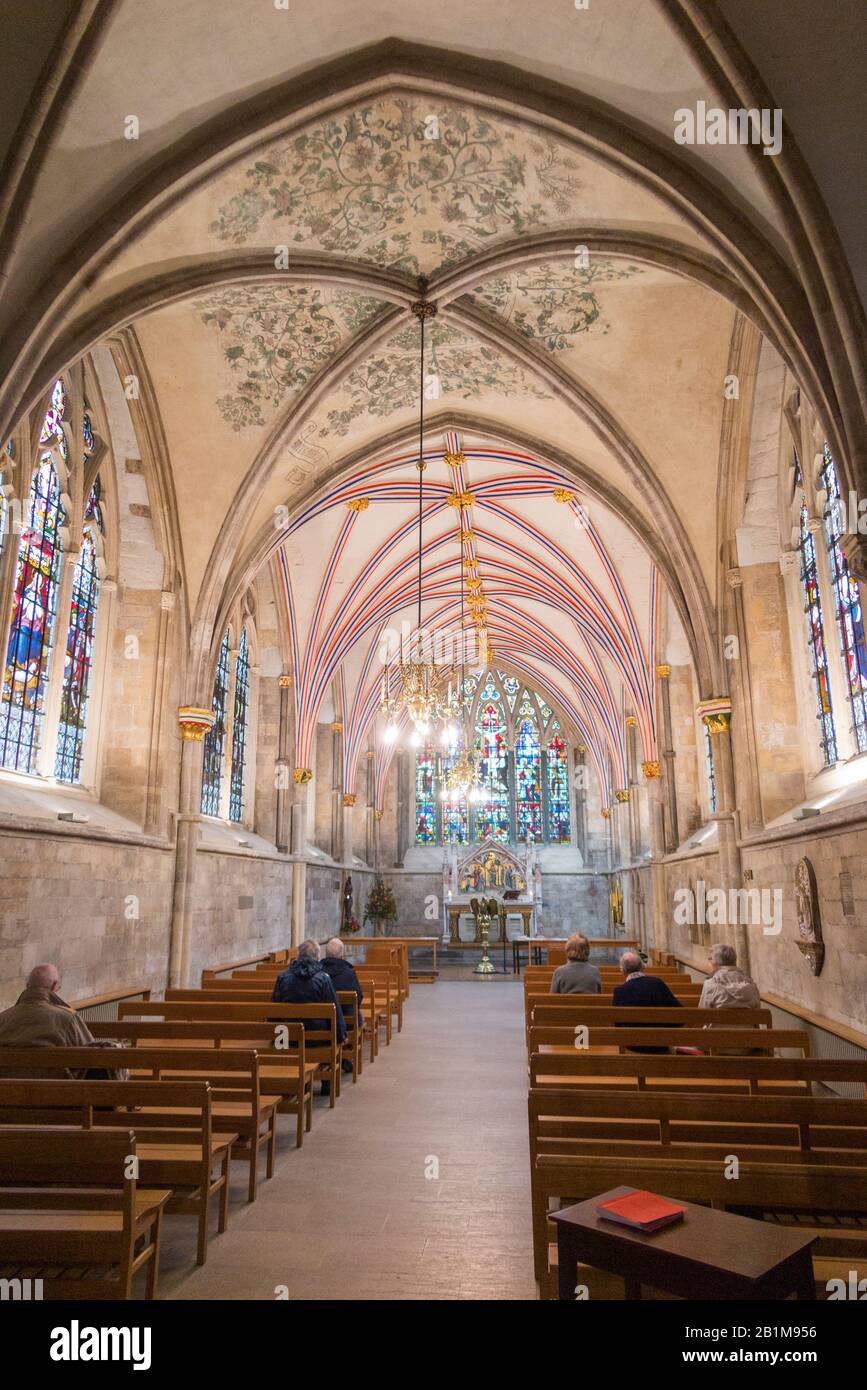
[550,1186,817,1301]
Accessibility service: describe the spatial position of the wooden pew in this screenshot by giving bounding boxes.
[235,962,405,1036]
[89,1019,315,1147]
[528,1088,867,1290]
[0,1044,278,1203]
[118,999,341,1109]
[337,991,362,1082]
[0,1078,234,1265]
[355,971,394,1048]
[529,1051,867,1095]
[524,989,705,1042]
[0,1129,169,1300]
[528,1024,810,1062]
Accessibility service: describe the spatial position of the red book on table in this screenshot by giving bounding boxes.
[596,1190,685,1232]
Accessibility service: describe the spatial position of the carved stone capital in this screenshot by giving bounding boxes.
[842,530,867,583]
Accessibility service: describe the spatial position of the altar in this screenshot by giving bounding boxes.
[442,838,539,943]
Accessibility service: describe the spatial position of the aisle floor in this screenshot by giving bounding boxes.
[159,979,537,1300]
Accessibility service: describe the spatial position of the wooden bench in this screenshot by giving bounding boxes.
[337,991,363,1082]
[0,1078,234,1265]
[528,1024,811,1064]
[119,999,341,1109]
[528,1088,867,1292]
[524,992,709,1045]
[0,1044,279,1203]
[89,1019,315,1147]
[529,1051,867,1096]
[237,962,405,1037]
[0,1129,169,1300]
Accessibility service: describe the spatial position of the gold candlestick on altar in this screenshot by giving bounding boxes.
[474,900,496,976]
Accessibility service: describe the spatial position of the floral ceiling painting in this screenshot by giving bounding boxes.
[468,259,644,349]
[209,98,584,275]
[317,319,552,438]
[195,285,387,431]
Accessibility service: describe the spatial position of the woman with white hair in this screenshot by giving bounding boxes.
[699,943,761,1010]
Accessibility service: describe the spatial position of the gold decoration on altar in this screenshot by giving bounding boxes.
[642,760,661,779]
[293,767,313,784]
[177,706,215,742]
[346,497,369,512]
[458,848,525,894]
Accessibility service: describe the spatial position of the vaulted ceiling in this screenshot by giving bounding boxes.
[2,0,863,792]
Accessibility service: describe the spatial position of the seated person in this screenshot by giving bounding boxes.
[272,940,346,1095]
[550,934,601,994]
[320,937,363,1072]
[0,964,124,1078]
[699,942,762,1055]
[612,951,681,1053]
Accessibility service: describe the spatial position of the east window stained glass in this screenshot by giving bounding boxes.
[515,714,542,841]
[546,734,571,842]
[475,700,510,840]
[415,743,437,843]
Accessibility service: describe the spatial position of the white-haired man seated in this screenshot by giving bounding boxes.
[0,964,96,1050]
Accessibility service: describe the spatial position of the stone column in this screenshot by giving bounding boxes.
[724,567,763,832]
[395,748,410,866]
[657,665,679,852]
[274,674,293,854]
[697,699,747,967]
[573,744,588,860]
[144,590,177,835]
[169,707,214,987]
[642,759,669,953]
[290,766,312,945]
[330,721,343,861]
[625,717,641,862]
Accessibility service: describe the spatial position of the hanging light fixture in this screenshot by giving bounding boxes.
[380,280,445,737]
[441,509,482,801]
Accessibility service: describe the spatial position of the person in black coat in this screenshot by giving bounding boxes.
[321,938,363,1023]
[612,950,681,1053]
[272,940,347,1095]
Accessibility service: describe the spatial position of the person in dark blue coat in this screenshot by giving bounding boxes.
[272,940,346,1093]
[612,950,681,1052]
[321,937,363,1075]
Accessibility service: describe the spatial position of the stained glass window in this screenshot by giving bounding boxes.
[475,700,510,840]
[821,445,867,753]
[201,630,230,815]
[704,724,717,814]
[415,743,437,843]
[229,627,250,822]
[546,734,571,842]
[0,458,64,773]
[515,715,542,840]
[84,476,105,535]
[440,745,469,844]
[54,529,100,783]
[798,500,837,764]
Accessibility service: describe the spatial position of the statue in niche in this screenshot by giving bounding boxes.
[795,857,825,976]
[341,875,355,934]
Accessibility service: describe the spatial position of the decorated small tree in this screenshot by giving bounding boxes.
[363,876,398,936]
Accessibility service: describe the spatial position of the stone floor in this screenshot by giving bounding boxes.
[158,979,537,1300]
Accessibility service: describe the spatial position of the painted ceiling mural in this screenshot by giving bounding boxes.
[318,319,551,438]
[208,98,584,275]
[468,259,644,348]
[195,284,387,430]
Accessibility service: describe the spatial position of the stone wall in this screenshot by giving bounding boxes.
[0,827,173,1008]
